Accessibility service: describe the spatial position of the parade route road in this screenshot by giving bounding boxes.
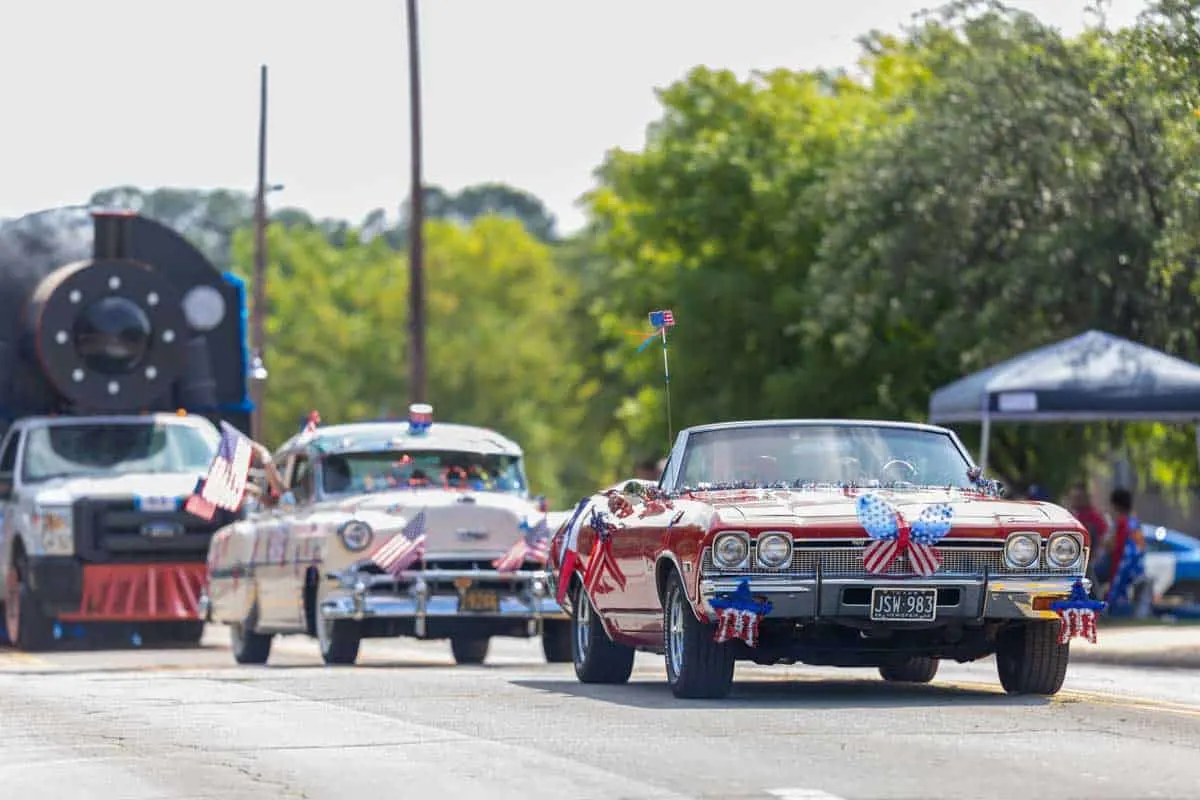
[3,629,1199,799]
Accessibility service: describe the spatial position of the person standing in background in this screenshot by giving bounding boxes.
[1103,487,1147,613]
[1068,482,1110,597]
[633,457,661,482]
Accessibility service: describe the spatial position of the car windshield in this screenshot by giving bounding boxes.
[319,448,527,496]
[21,421,220,482]
[675,424,976,490]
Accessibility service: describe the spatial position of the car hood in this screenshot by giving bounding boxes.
[689,487,1080,529]
[341,488,543,557]
[27,472,203,505]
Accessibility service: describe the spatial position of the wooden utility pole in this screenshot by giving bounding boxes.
[250,64,269,441]
[406,0,427,404]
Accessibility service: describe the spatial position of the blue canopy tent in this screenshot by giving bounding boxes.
[928,330,1200,472]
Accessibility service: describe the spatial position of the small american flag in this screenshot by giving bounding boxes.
[648,309,675,329]
[370,510,427,576]
[185,422,253,521]
[301,410,320,434]
[493,517,551,572]
[583,508,626,596]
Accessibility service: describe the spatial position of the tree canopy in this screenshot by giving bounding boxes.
[6,0,1200,507]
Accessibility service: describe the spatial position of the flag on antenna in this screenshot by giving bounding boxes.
[648,309,675,329]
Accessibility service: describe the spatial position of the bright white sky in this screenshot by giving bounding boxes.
[0,0,1148,235]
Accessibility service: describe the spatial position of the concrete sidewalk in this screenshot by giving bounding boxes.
[1073,620,1200,668]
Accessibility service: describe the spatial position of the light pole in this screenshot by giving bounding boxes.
[406,0,427,405]
[250,64,269,442]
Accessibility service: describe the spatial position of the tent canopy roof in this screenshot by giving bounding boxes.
[928,330,1200,423]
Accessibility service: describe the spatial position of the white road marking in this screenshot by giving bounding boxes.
[767,788,847,800]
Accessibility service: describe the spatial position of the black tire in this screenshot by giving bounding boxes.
[5,560,56,652]
[995,622,1069,695]
[230,608,273,665]
[541,619,573,663]
[571,581,634,684]
[879,656,939,683]
[318,616,361,665]
[663,571,734,699]
[450,635,490,665]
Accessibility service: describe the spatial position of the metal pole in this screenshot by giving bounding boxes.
[406,0,427,404]
[250,64,268,441]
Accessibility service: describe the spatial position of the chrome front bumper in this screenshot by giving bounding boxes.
[319,567,567,635]
[698,574,1090,622]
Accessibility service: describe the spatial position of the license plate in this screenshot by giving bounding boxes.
[870,588,937,622]
[136,495,179,512]
[459,589,499,613]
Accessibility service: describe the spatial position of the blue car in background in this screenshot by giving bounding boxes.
[1142,523,1200,604]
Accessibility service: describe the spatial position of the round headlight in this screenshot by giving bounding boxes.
[1046,533,1082,567]
[1004,533,1040,569]
[712,533,749,569]
[338,520,373,552]
[756,533,792,568]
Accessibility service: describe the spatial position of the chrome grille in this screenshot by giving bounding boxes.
[702,541,1086,578]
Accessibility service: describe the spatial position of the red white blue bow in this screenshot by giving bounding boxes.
[855,493,954,576]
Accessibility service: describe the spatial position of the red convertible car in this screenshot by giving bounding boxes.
[546,419,1093,699]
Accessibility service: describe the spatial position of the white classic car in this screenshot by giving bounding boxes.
[201,406,571,666]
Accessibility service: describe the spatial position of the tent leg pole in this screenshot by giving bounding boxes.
[1194,423,1199,475]
[980,414,991,473]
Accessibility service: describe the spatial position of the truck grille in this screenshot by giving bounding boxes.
[702,540,1085,578]
[73,497,236,563]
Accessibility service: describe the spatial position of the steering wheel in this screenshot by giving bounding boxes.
[880,458,918,483]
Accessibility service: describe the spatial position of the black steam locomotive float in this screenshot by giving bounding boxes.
[0,208,253,650]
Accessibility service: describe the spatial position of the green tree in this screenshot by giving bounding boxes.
[578,48,934,483]
[232,215,586,504]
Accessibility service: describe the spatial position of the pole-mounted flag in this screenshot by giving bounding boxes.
[640,309,676,448]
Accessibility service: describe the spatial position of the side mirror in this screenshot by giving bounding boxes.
[0,472,13,500]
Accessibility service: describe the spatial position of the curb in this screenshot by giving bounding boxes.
[1072,647,1200,670]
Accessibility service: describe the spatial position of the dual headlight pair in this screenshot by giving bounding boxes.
[1004,531,1083,570]
[712,531,791,570]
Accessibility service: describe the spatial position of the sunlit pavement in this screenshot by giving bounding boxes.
[3,627,1200,799]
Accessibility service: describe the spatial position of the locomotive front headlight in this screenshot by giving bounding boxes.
[712,532,750,569]
[1003,532,1041,569]
[756,532,793,568]
[1046,532,1083,568]
[337,520,373,552]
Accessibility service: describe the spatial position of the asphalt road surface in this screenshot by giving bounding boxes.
[3,628,1199,800]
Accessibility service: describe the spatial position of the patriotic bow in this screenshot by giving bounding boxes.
[710,579,772,648]
[855,493,954,576]
[1049,579,1105,644]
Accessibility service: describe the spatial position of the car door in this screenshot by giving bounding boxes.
[0,429,22,582]
[255,452,308,629]
[589,486,653,632]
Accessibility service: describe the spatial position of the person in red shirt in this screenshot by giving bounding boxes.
[1068,482,1108,550]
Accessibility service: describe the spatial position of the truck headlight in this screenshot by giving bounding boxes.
[1003,532,1040,569]
[337,521,373,552]
[1046,532,1083,568]
[33,505,74,555]
[712,532,750,569]
[756,532,793,568]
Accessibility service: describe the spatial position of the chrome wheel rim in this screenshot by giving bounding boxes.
[667,588,685,677]
[574,591,590,662]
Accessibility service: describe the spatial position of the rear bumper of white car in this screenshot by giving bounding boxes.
[319,566,568,637]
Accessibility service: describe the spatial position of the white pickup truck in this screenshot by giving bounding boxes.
[0,412,228,650]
